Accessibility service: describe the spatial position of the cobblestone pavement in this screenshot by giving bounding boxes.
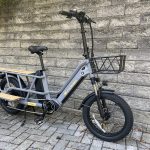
[0,107,150,150]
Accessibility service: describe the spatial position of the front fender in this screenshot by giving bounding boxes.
[78,88,115,110]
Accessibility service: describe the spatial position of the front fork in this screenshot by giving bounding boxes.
[90,77,105,118]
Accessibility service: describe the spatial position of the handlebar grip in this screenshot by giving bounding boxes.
[59,10,77,18]
[59,11,70,16]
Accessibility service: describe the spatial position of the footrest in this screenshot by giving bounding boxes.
[0,92,22,101]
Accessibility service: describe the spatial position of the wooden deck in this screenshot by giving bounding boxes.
[0,67,34,75]
[0,92,22,101]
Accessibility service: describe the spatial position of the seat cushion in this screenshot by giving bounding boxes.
[28,46,48,54]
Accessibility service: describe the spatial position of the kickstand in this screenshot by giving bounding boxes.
[21,106,28,127]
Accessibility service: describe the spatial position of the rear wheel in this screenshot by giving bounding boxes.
[82,93,133,142]
[0,77,24,114]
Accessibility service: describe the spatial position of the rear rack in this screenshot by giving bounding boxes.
[91,55,126,74]
[0,67,50,101]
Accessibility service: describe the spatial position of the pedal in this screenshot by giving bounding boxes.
[34,115,44,125]
[36,120,44,125]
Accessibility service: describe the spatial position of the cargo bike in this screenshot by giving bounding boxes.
[0,10,133,142]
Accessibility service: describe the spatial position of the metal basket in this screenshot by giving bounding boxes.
[91,55,126,74]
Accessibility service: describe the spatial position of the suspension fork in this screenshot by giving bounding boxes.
[90,77,105,118]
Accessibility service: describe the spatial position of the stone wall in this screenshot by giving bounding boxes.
[0,0,150,129]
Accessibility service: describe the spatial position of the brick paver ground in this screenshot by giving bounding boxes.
[0,107,150,150]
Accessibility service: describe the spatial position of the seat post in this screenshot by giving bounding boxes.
[38,53,45,71]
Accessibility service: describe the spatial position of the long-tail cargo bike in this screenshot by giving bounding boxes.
[0,10,133,142]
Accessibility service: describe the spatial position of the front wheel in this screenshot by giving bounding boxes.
[82,93,133,142]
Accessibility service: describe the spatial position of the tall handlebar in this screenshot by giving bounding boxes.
[59,10,95,58]
[59,10,96,24]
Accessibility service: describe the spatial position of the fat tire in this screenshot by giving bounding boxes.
[82,93,133,142]
[0,77,24,114]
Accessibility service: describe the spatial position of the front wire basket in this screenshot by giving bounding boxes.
[91,55,126,74]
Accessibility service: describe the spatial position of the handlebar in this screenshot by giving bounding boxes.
[59,10,95,59]
[59,10,96,24]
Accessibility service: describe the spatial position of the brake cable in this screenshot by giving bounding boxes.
[84,14,95,58]
[89,22,94,58]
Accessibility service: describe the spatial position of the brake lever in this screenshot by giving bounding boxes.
[59,11,72,19]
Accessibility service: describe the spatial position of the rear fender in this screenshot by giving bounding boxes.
[0,73,5,79]
[78,88,115,110]
[0,73,26,89]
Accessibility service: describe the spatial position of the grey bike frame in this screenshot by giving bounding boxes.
[20,59,93,107]
[56,59,93,105]
[0,59,94,108]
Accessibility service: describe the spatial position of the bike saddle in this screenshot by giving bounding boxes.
[28,46,48,54]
